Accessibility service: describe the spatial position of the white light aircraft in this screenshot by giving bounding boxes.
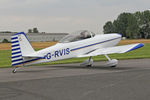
[11,30,144,73]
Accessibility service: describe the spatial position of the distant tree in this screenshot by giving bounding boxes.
[33,28,39,33]
[140,10,150,38]
[103,21,114,34]
[28,29,32,33]
[2,39,9,43]
[114,13,132,37]
[126,14,139,38]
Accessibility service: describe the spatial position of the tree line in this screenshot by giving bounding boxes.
[103,10,150,39]
[28,27,39,33]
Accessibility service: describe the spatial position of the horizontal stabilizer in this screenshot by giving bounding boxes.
[23,53,44,58]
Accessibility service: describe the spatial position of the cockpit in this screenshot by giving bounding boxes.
[59,30,95,43]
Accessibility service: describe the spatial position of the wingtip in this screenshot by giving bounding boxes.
[127,43,144,52]
[140,43,144,47]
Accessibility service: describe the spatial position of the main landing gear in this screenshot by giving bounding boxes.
[104,54,118,67]
[80,55,118,68]
[80,56,93,67]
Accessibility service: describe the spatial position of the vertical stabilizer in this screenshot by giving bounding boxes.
[11,32,35,66]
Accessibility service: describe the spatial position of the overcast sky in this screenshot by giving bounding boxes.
[0,0,149,33]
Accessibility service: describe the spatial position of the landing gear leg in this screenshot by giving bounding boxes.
[104,54,118,67]
[87,56,93,67]
[80,56,93,67]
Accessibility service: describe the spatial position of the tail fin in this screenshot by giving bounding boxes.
[11,32,35,66]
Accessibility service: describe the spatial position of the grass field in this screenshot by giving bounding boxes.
[0,40,150,68]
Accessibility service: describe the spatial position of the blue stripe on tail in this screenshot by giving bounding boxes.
[12,55,22,59]
[12,58,23,63]
[11,37,18,40]
[12,48,20,51]
[11,40,19,44]
[11,44,20,47]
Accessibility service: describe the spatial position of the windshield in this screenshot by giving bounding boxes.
[59,30,95,43]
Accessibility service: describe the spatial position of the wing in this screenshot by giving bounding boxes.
[78,43,144,57]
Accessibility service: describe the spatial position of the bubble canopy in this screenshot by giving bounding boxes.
[59,30,95,43]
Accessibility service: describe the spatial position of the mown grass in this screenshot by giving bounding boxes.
[0,50,11,68]
[1,43,150,68]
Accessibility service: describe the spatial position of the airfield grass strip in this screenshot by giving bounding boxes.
[0,43,150,68]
